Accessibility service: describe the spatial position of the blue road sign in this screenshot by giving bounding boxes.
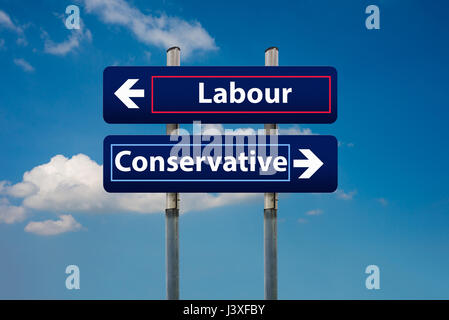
[103,135,337,193]
[103,66,337,124]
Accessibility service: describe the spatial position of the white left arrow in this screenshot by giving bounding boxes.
[293,149,323,179]
[114,79,144,109]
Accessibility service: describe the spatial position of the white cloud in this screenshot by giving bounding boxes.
[279,125,312,135]
[0,181,7,193]
[305,209,323,216]
[199,123,225,135]
[5,181,38,198]
[183,192,259,212]
[336,189,357,200]
[191,123,256,136]
[297,218,307,224]
[82,0,217,56]
[0,10,21,32]
[231,128,258,135]
[13,58,34,72]
[1,153,258,220]
[377,198,388,206]
[0,10,27,45]
[43,27,92,56]
[144,50,151,62]
[0,198,27,224]
[16,36,27,46]
[338,141,355,148]
[25,214,82,236]
[191,123,313,136]
[6,154,164,214]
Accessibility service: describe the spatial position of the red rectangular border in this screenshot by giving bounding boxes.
[150,75,332,114]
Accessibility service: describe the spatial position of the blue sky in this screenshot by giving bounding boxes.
[0,0,449,299]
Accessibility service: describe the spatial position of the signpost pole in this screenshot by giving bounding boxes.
[166,46,180,300]
[264,47,278,300]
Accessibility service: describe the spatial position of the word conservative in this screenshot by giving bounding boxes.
[115,150,287,173]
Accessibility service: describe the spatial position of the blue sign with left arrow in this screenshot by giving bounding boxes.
[103,135,337,193]
[103,66,337,124]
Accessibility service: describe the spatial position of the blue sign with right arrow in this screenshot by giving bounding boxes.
[103,134,337,193]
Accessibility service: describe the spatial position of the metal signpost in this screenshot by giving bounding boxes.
[102,47,338,300]
[264,47,278,300]
[165,47,180,300]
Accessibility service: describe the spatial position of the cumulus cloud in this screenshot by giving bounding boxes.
[197,123,226,135]
[0,198,27,224]
[0,181,7,193]
[0,10,26,45]
[43,27,92,56]
[192,123,313,136]
[5,181,38,198]
[13,58,34,72]
[4,154,165,214]
[305,209,323,216]
[183,192,259,212]
[338,141,355,148]
[336,189,357,200]
[279,125,313,135]
[0,10,21,33]
[191,123,256,136]
[1,153,258,220]
[82,0,217,56]
[25,214,82,236]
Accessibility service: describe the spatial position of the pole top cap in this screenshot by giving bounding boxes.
[167,46,181,52]
[265,46,279,52]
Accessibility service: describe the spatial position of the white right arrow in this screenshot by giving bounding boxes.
[293,149,323,179]
[114,79,144,109]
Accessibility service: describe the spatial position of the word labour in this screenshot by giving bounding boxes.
[198,81,292,104]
